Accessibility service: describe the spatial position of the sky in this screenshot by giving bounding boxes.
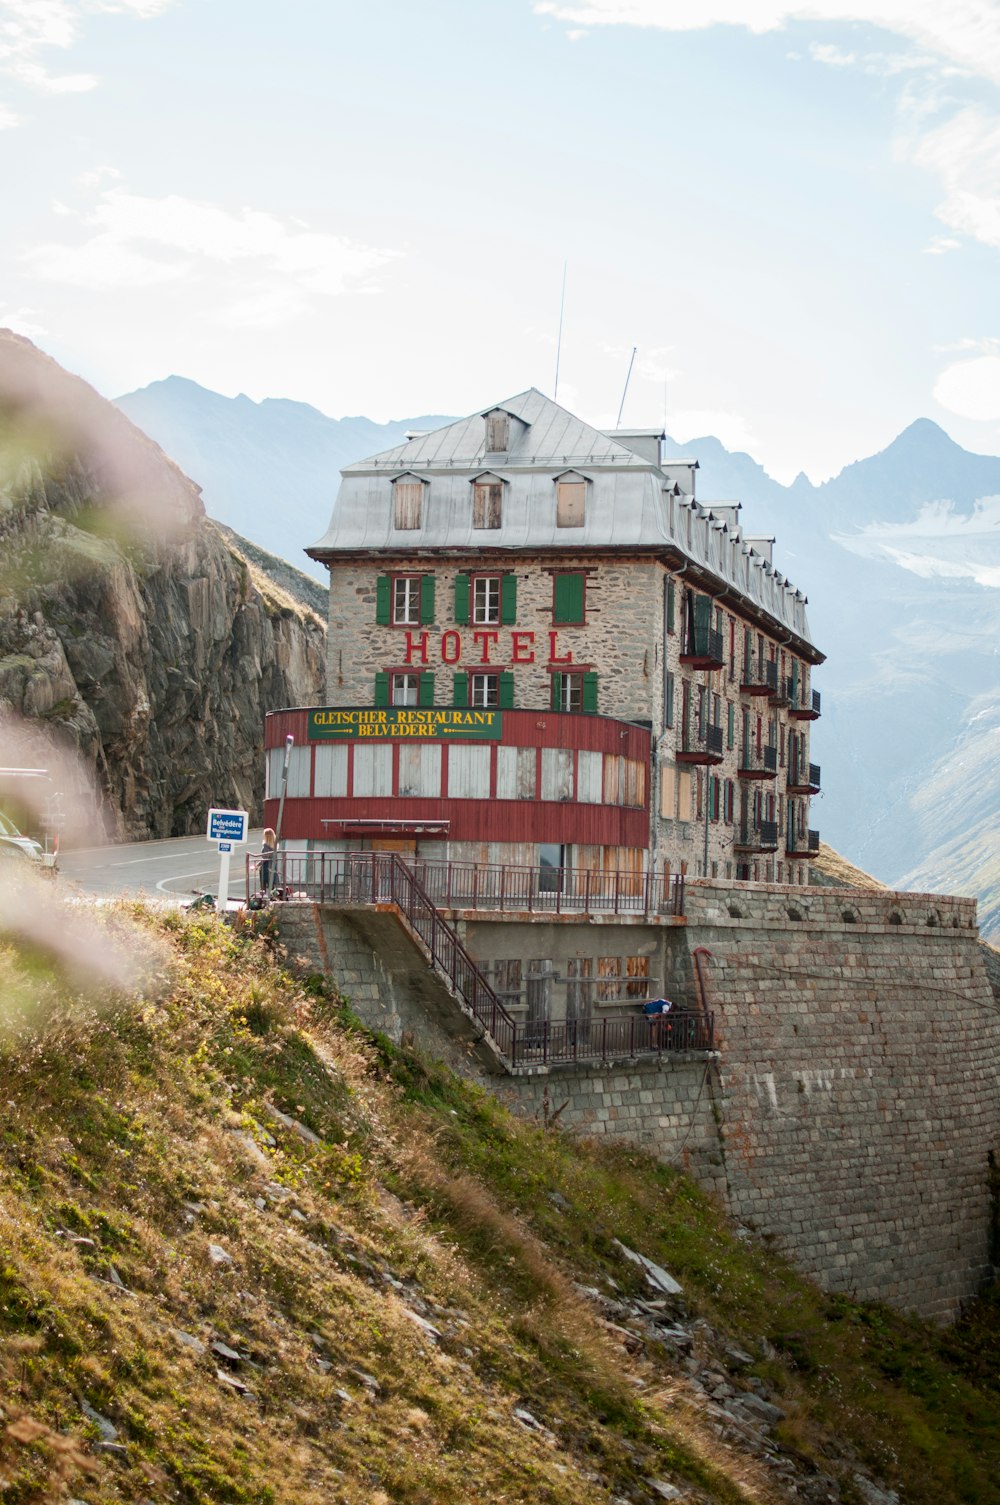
[2,1,1000,482]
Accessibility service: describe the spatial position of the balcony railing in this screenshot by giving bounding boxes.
[508,1010,714,1067]
[680,626,725,670]
[787,760,821,794]
[790,687,821,720]
[741,659,778,696]
[787,828,820,856]
[735,819,779,853]
[677,722,724,765]
[738,743,778,779]
[248,852,685,918]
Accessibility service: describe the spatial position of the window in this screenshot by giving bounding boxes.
[454,572,516,625]
[375,670,434,707]
[552,572,585,624]
[539,843,566,892]
[391,672,420,706]
[376,574,434,626]
[393,575,421,625]
[626,955,650,998]
[485,411,510,452]
[472,575,501,624]
[393,477,423,530]
[551,671,597,714]
[470,673,499,707]
[556,478,586,527]
[455,670,513,708]
[472,478,503,529]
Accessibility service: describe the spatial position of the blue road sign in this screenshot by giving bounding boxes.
[207,807,249,844]
[218,841,233,853]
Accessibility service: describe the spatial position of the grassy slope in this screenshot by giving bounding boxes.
[0,907,998,1505]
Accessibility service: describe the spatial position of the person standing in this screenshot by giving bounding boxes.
[260,827,276,893]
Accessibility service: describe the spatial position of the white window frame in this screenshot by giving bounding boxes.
[470,673,500,708]
[391,672,420,706]
[392,575,421,626]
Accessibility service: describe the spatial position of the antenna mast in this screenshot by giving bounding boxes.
[616,346,637,428]
[553,260,568,401]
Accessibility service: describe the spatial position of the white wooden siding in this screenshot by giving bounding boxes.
[353,744,393,797]
[398,744,442,797]
[313,744,348,798]
[541,748,574,801]
[496,746,536,799]
[577,750,602,804]
[447,744,490,799]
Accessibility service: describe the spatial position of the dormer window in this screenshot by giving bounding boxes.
[484,410,510,452]
[555,471,587,528]
[471,473,503,529]
[392,473,425,530]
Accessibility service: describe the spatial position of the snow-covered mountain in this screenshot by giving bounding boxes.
[116,379,1000,933]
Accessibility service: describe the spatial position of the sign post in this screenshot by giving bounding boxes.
[206,808,249,911]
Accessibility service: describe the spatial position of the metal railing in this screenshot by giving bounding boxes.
[790,687,821,719]
[735,818,779,852]
[741,658,778,694]
[787,828,821,855]
[680,625,725,668]
[738,743,778,778]
[677,722,724,764]
[508,1009,714,1067]
[248,852,685,919]
[787,760,821,793]
[245,851,705,1068]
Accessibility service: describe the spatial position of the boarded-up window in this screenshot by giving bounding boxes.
[314,743,348,798]
[626,955,650,998]
[556,479,586,527]
[603,754,624,806]
[492,959,522,1002]
[267,744,311,799]
[623,759,645,808]
[577,750,602,804]
[485,412,509,451]
[677,770,693,822]
[353,744,392,797]
[398,744,442,798]
[566,957,592,1028]
[472,480,503,529]
[597,956,620,1001]
[659,764,676,818]
[448,743,490,798]
[393,480,423,530]
[496,745,536,799]
[541,748,573,801]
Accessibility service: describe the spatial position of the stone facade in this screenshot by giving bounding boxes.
[277,881,1000,1322]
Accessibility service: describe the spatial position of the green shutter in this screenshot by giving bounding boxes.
[498,671,514,709]
[551,674,562,711]
[374,671,389,707]
[667,580,675,633]
[665,671,674,729]
[791,658,800,702]
[376,576,391,626]
[554,572,584,624]
[453,673,468,707]
[694,594,711,635]
[727,702,734,748]
[582,672,598,715]
[418,672,435,707]
[454,573,470,625]
[500,573,517,625]
[420,574,435,624]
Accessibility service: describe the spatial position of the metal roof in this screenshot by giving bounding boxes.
[309,388,820,654]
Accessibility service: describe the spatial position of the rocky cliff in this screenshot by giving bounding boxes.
[0,331,326,837]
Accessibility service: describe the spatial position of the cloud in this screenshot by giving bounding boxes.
[25,186,401,322]
[911,106,1000,251]
[532,2,1000,84]
[0,304,48,339]
[809,41,857,66]
[923,234,962,254]
[0,0,172,103]
[934,354,1000,420]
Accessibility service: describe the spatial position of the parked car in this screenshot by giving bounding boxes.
[0,810,57,871]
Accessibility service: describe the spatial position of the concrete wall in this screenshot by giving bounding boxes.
[277,879,1000,1321]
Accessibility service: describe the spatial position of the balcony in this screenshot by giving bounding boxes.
[790,687,821,720]
[735,818,779,853]
[741,658,778,696]
[677,722,724,765]
[738,742,778,780]
[769,674,790,706]
[787,760,821,794]
[787,828,820,856]
[680,625,725,671]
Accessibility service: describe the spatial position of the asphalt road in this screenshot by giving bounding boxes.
[58,830,265,905]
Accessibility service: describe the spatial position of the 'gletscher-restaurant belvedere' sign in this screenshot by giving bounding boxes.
[308,707,502,741]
